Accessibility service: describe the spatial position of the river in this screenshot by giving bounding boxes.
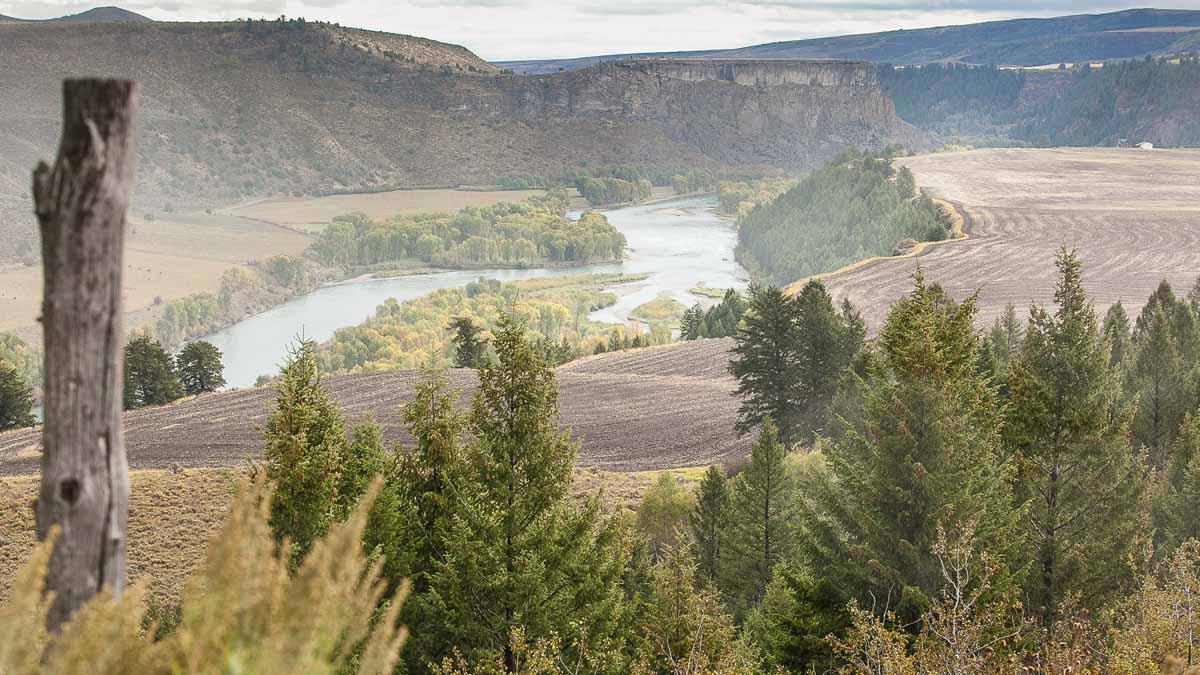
[204,194,748,388]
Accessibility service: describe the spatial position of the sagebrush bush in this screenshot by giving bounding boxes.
[0,477,408,674]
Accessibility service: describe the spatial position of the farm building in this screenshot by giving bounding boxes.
[1136,142,1155,149]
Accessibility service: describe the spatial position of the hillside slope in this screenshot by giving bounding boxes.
[500,8,1200,73]
[0,338,746,475]
[0,20,925,262]
[812,148,1200,333]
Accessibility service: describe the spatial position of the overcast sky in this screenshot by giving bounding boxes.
[2,0,1198,60]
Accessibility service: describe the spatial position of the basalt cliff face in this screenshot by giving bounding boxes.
[493,59,926,167]
[0,21,926,261]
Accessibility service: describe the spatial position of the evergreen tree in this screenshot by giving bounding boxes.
[123,335,184,410]
[724,419,798,611]
[794,280,860,438]
[730,285,804,443]
[989,303,1025,376]
[680,303,705,340]
[1128,304,1188,467]
[425,316,629,669]
[1006,249,1147,627]
[449,316,488,368]
[801,271,1020,622]
[176,340,226,396]
[0,361,35,431]
[690,465,730,583]
[1102,301,1132,368]
[839,298,867,365]
[262,339,347,567]
[1153,415,1200,557]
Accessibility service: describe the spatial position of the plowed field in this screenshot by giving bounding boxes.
[820,148,1200,330]
[0,338,743,476]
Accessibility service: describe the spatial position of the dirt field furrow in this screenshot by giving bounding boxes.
[821,148,1200,330]
[0,338,748,475]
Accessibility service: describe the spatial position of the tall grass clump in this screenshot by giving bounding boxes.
[0,477,408,674]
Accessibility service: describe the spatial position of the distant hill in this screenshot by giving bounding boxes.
[500,8,1200,73]
[0,6,152,22]
[0,20,924,263]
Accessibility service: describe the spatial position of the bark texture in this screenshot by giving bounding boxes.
[33,79,137,631]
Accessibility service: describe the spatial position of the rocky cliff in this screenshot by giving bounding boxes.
[0,22,926,262]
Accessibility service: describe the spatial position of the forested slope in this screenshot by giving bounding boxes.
[736,150,949,286]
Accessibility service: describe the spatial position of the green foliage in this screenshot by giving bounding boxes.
[422,317,631,668]
[577,176,652,206]
[0,477,408,674]
[723,419,798,612]
[0,332,41,395]
[319,274,648,372]
[743,562,845,672]
[1103,301,1133,368]
[175,340,226,396]
[123,335,184,410]
[310,192,626,268]
[690,465,730,583]
[262,339,348,566]
[1016,57,1200,147]
[448,316,488,368]
[802,271,1020,622]
[879,63,1025,139]
[0,360,35,431]
[737,150,948,286]
[635,473,695,560]
[1007,249,1149,624]
[154,266,297,350]
[716,177,797,216]
[730,283,862,444]
[680,288,746,340]
[630,545,763,674]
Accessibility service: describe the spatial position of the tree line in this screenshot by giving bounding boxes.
[319,274,654,372]
[310,192,626,269]
[736,149,949,286]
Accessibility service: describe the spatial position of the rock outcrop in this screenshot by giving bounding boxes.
[0,23,926,261]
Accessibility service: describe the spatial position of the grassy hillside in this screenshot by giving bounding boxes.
[500,8,1200,73]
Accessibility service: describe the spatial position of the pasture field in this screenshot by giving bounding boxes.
[0,211,311,332]
[229,188,547,231]
[0,338,745,476]
[818,148,1200,330]
[0,465,704,604]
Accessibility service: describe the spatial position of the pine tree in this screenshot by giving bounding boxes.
[801,270,1020,622]
[449,316,488,368]
[262,339,347,567]
[730,285,804,443]
[794,280,859,438]
[690,465,730,583]
[1007,249,1147,628]
[425,316,629,669]
[123,335,184,409]
[1102,301,1132,368]
[176,340,226,396]
[1153,415,1200,556]
[724,419,798,611]
[1128,304,1187,467]
[989,303,1025,375]
[680,303,705,340]
[0,361,35,431]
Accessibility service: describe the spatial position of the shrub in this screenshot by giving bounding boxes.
[0,477,408,674]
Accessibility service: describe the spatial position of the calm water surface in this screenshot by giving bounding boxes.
[205,195,748,388]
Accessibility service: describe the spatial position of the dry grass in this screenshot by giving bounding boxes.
[0,211,311,332]
[230,188,547,230]
[816,148,1200,331]
[0,465,707,605]
[0,469,238,604]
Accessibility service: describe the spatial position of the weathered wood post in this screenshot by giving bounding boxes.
[33,79,137,631]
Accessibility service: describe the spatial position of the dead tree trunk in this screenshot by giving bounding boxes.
[33,79,137,631]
